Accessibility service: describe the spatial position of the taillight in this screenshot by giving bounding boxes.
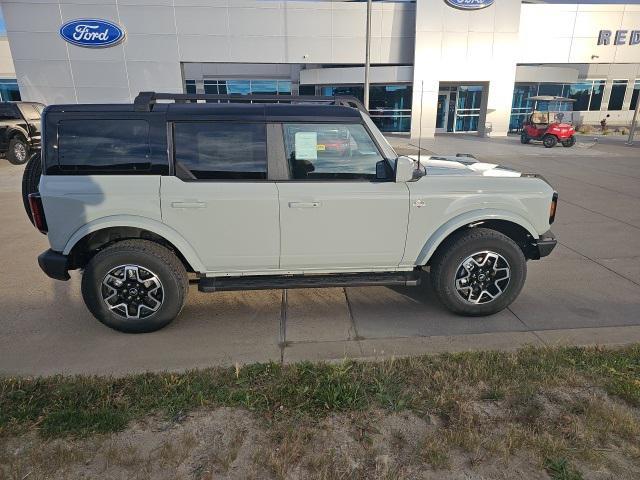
[549,192,558,224]
[28,193,48,234]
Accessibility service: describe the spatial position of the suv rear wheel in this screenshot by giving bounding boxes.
[7,137,29,165]
[430,228,527,316]
[81,240,189,333]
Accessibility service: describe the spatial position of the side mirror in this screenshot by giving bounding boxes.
[395,156,417,183]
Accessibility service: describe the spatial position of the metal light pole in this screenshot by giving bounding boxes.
[363,0,372,110]
[627,93,639,145]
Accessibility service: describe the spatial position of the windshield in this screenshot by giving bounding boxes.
[360,111,397,160]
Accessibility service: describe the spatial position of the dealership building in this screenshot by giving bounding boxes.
[1,0,640,138]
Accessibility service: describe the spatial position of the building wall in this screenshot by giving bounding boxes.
[0,36,16,79]
[410,0,522,139]
[517,3,640,65]
[1,0,415,104]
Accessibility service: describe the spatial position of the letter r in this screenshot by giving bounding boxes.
[598,30,611,45]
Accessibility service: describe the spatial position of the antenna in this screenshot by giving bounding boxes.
[417,80,424,164]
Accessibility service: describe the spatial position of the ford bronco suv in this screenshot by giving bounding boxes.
[0,101,44,165]
[26,92,557,333]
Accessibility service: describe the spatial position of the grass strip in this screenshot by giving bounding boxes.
[1,344,639,438]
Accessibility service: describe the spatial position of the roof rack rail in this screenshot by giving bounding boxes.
[133,91,367,113]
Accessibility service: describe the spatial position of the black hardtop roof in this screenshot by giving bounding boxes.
[44,101,363,121]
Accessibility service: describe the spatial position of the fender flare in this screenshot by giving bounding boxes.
[414,209,539,266]
[62,215,206,272]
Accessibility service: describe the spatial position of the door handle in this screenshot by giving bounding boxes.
[289,201,321,208]
[171,201,207,209]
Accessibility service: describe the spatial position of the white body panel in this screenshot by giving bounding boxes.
[160,177,280,273]
[276,182,410,270]
[40,175,162,253]
[402,175,554,267]
[43,158,554,277]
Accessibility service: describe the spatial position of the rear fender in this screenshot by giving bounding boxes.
[62,215,206,272]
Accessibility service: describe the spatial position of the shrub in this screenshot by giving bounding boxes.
[576,124,593,134]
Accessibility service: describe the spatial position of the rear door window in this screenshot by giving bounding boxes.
[173,122,267,180]
[58,119,151,172]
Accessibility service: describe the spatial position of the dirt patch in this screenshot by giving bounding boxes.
[2,396,639,480]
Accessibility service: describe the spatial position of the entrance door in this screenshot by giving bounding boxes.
[435,92,448,133]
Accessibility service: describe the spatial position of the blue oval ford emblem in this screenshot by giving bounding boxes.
[59,19,125,48]
[445,0,494,10]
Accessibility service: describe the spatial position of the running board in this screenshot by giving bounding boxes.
[198,272,421,292]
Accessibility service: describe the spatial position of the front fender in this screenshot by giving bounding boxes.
[62,215,206,273]
[415,209,538,266]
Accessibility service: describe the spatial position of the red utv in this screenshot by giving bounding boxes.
[520,96,576,148]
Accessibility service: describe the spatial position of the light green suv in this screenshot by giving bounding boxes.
[25,92,558,333]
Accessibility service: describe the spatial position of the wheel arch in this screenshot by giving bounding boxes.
[416,211,539,266]
[8,127,28,143]
[63,217,206,273]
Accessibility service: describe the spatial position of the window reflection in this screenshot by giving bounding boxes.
[283,123,384,181]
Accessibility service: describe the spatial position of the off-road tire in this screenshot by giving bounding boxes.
[430,228,527,316]
[21,152,42,225]
[7,136,29,165]
[81,240,189,333]
[542,134,557,148]
[520,132,530,144]
[561,136,576,147]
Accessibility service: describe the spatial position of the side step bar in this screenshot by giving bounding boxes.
[198,272,421,293]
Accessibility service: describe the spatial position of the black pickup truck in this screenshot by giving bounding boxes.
[0,102,44,165]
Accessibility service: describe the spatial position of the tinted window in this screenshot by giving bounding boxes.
[58,119,151,172]
[283,123,384,180]
[173,122,267,180]
[0,104,19,120]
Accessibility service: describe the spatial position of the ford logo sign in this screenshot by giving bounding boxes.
[445,0,494,10]
[59,19,125,48]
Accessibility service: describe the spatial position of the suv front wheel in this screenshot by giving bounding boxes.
[430,228,527,316]
[81,240,189,333]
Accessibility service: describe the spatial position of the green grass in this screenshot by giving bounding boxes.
[544,457,584,480]
[1,345,639,439]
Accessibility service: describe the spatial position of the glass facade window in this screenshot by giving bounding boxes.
[589,80,605,111]
[567,82,592,111]
[319,84,411,133]
[197,79,292,97]
[538,83,565,98]
[369,84,412,133]
[185,80,196,94]
[630,80,640,111]
[510,80,612,132]
[0,79,21,101]
[510,84,536,132]
[608,80,627,111]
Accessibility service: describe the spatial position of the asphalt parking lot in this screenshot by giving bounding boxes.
[1,135,639,376]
